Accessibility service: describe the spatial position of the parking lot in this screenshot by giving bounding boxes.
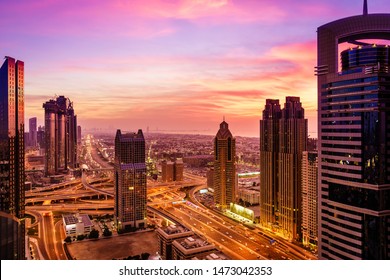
[67,230,159,260]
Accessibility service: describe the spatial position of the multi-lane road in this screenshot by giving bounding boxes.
[25,134,316,260]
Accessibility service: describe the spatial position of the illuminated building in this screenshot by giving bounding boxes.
[317,2,390,259]
[260,97,307,240]
[114,129,146,230]
[62,213,93,237]
[156,224,193,260]
[301,151,318,250]
[161,159,183,182]
[29,117,37,147]
[172,235,215,260]
[0,56,25,259]
[43,96,77,175]
[213,120,236,209]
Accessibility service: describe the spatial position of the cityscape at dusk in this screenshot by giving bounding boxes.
[2,0,390,269]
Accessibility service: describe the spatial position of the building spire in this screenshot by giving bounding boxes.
[363,0,368,15]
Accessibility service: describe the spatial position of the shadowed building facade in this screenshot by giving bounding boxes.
[213,120,236,209]
[43,96,77,176]
[317,5,390,259]
[114,129,147,231]
[260,97,307,241]
[0,56,25,259]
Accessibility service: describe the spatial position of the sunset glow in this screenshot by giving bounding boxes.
[1,0,389,137]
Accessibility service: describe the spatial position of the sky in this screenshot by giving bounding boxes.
[1,0,389,137]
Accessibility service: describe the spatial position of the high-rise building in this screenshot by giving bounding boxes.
[213,120,236,209]
[301,151,318,250]
[43,96,77,175]
[29,117,37,147]
[77,125,82,145]
[161,159,184,182]
[0,56,25,259]
[37,125,44,149]
[260,97,307,241]
[114,129,147,231]
[317,3,390,259]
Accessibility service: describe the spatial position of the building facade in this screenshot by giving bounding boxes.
[0,56,25,259]
[29,117,37,148]
[301,151,318,250]
[43,96,77,175]
[161,159,183,182]
[260,97,307,241]
[114,129,147,231]
[213,121,236,209]
[317,10,390,259]
[62,213,93,237]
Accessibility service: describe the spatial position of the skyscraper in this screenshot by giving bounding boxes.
[213,120,236,209]
[29,117,37,147]
[260,97,307,241]
[114,129,147,231]
[0,56,25,259]
[317,3,390,259]
[43,96,77,175]
[301,151,318,250]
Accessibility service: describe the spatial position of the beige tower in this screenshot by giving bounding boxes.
[213,120,236,209]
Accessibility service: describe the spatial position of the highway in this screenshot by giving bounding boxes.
[24,134,316,260]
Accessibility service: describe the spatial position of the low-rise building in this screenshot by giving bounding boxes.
[172,235,215,260]
[63,214,93,237]
[156,224,193,260]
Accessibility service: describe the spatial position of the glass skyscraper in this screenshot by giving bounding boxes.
[0,56,25,259]
[114,129,147,231]
[317,10,390,259]
[43,96,78,176]
[213,120,236,209]
[260,97,307,241]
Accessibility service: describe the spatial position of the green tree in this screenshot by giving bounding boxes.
[89,229,99,239]
[103,227,112,237]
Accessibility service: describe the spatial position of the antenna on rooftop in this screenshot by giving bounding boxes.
[363,0,368,16]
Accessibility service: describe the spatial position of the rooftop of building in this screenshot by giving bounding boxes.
[63,213,93,227]
[191,250,230,260]
[163,224,190,234]
[174,235,213,251]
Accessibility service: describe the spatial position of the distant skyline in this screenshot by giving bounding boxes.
[1,0,389,137]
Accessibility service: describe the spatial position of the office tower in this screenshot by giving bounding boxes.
[174,159,184,181]
[77,125,82,145]
[213,120,236,209]
[24,132,30,147]
[37,126,45,149]
[317,3,390,259]
[301,151,318,250]
[161,159,183,182]
[29,117,37,147]
[114,129,146,231]
[0,56,25,259]
[43,96,77,175]
[260,97,307,241]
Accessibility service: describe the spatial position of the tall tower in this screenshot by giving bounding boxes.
[43,96,77,175]
[29,117,37,147]
[0,56,25,259]
[213,120,236,209]
[317,5,390,259]
[114,129,147,231]
[260,99,281,229]
[260,97,307,241]
[301,151,318,250]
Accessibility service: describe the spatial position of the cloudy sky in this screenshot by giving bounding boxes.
[1,0,389,137]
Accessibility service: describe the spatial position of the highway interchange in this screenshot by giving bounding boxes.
[25,135,316,260]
